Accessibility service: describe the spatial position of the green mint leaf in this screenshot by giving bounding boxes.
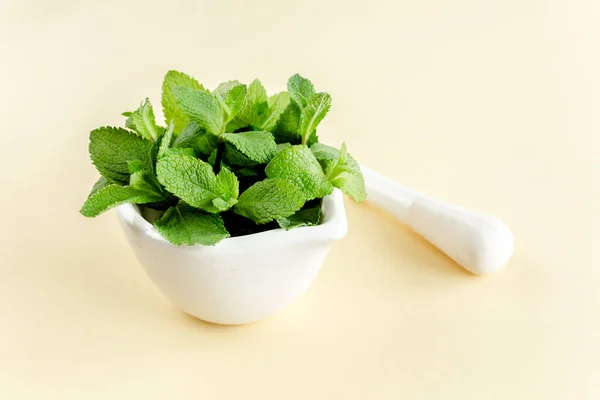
[276,142,292,152]
[89,127,154,184]
[221,84,247,122]
[164,147,197,158]
[234,178,305,224]
[215,167,240,199]
[162,70,206,133]
[173,86,224,136]
[257,91,290,132]
[154,205,229,246]
[223,143,258,167]
[125,98,163,142]
[80,184,162,217]
[298,92,331,145]
[310,142,339,168]
[265,145,333,201]
[90,176,110,196]
[172,121,217,156]
[213,80,242,98]
[287,73,315,109]
[221,131,277,164]
[227,79,268,131]
[156,153,238,213]
[127,159,146,174]
[130,170,166,200]
[212,197,238,212]
[277,205,322,230]
[274,101,301,144]
[158,122,175,158]
[322,143,366,202]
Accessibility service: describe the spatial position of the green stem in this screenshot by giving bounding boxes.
[213,139,225,174]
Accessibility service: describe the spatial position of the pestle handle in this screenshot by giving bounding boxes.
[361,165,514,275]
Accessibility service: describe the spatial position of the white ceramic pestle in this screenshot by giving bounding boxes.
[361,166,514,275]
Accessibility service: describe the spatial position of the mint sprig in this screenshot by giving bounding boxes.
[81,71,367,246]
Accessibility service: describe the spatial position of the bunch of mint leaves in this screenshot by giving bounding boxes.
[80,71,366,246]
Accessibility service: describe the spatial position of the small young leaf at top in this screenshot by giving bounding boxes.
[298,92,331,145]
[158,122,175,159]
[80,184,163,217]
[287,74,315,109]
[162,70,206,133]
[154,205,229,246]
[227,79,268,131]
[213,80,242,98]
[89,127,155,185]
[257,91,290,132]
[221,131,277,164]
[173,86,224,136]
[219,84,247,122]
[234,178,305,224]
[125,98,163,142]
[265,145,333,201]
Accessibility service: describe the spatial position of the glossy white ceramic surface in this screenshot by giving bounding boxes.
[116,190,347,324]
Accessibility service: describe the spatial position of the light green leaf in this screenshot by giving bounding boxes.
[158,122,175,158]
[265,145,333,201]
[276,142,292,152]
[162,70,206,133]
[223,143,258,167]
[173,86,224,135]
[257,91,290,132]
[277,205,322,230]
[89,127,154,184]
[80,184,162,217]
[234,178,305,224]
[227,79,268,131]
[154,205,229,246]
[215,167,240,200]
[172,121,217,156]
[220,84,247,122]
[221,131,277,164]
[156,153,238,213]
[323,143,366,202]
[212,197,238,212]
[310,142,339,168]
[164,147,197,158]
[90,176,110,196]
[125,98,163,142]
[130,170,166,200]
[127,159,146,174]
[213,80,242,98]
[287,73,315,109]
[298,92,331,145]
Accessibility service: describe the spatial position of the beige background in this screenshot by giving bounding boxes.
[1,0,599,398]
